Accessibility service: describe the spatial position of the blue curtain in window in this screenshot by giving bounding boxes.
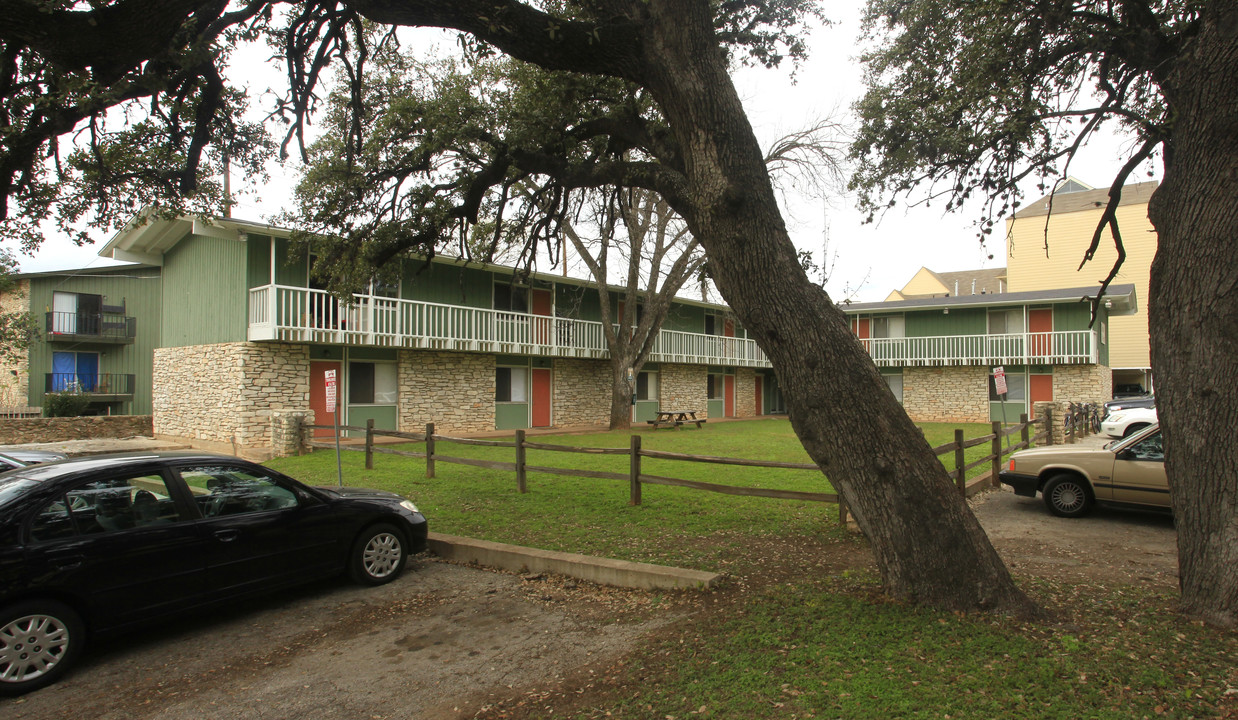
[52,352,75,391]
[75,353,98,391]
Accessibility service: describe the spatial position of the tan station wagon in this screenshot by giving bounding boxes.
[999,424,1169,517]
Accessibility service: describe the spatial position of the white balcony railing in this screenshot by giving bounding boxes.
[860,330,1097,367]
[248,285,1098,369]
[247,284,771,367]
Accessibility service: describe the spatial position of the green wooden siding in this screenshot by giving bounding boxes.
[160,234,249,346]
[345,405,398,438]
[904,307,987,336]
[633,399,660,422]
[662,304,704,333]
[401,260,493,308]
[495,403,529,430]
[26,267,162,415]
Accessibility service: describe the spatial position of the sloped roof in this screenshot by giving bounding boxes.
[1012,180,1158,219]
[927,268,1007,297]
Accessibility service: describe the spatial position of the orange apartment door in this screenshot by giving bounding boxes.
[1030,374,1054,405]
[724,374,735,417]
[309,361,342,438]
[1029,308,1053,358]
[754,376,763,416]
[531,288,553,345]
[531,368,552,427]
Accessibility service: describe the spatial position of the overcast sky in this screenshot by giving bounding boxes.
[5,2,1153,302]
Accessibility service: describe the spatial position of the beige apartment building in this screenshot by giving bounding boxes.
[1005,179,1158,393]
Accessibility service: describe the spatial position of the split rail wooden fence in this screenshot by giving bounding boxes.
[305,412,1050,525]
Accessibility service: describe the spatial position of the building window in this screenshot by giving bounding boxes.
[989,370,1027,400]
[987,309,1024,335]
[883,373,903,404]
[349,362,397,404]
[707,373,724,400]
[872,316,905,339]
[496,366,528,402]
[636,371,658,401]
[51,291,103,334]
[494,283,529,313]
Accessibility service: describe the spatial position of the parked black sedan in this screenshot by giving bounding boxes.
[0,451,427,695]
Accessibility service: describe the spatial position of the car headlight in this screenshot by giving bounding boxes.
[399,499,420,513]
[1106,412,1126,423]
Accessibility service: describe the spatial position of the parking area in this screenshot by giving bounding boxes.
[1,557,676,720]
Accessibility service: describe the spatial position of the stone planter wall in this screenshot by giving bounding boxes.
[0,415,152,444]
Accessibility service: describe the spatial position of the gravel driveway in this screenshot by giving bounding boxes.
[1,558,676,720]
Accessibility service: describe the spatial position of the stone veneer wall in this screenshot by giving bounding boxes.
[0,279,31,409]
[660,363,708,416]
[0,415,152,444]
[735,368,757,417]
[398,350,495,434]
[153,342,310,451]
[902,365,991,423]
[552,358,611,428]
[1052,364,1112,406]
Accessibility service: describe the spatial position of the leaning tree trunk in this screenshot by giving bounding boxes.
[636,0,1037,614]
[1147,4,1238,629]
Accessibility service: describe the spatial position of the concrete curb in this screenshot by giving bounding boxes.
[426,532,722,591]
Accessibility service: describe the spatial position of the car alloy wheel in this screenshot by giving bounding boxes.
[349,523,406,585]
[1043,474,1092,518]
[0,601,83,695]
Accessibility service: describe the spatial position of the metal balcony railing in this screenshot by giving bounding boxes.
[45,312,137,343]
[44,373,136,397]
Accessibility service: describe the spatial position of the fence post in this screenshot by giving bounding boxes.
[954,428,966,496]
[838,494,848,526]
[991,421,1002,488]
[425,422,436,479]
[1020,413,1030,450]
[365,418,375,470]
[515,429,527,493]
[629,434,642,506]
[1043,408,1054,446]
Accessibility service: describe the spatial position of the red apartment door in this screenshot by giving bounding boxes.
[531,288,553,345]
[754,376,763,416]
[309,361,341,438]
[724,374,735,417]
[531,368,552,427]
[1029,308,1053,358]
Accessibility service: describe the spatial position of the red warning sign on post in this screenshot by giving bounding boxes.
[325,369,338,414]
[993,366,1007,396]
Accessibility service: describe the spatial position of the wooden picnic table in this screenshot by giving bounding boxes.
[647,409,706,430]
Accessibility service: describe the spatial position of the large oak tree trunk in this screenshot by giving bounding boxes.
[1147,4,1238,628]
[636,0,1037,614]
[610,363,633,431]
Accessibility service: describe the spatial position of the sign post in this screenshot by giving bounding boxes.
[325,369,343,488]
[992,366,1011,450]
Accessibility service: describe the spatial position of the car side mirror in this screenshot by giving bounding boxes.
[1115,449,1133,461]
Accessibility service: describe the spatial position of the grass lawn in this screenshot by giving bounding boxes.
[267,417,995,570]
[267,418,1237,719]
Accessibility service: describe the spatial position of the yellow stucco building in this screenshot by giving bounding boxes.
[1005,179,1158,393]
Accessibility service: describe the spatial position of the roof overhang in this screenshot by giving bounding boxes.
[842,283,1138,316]
[98,209,290,266]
